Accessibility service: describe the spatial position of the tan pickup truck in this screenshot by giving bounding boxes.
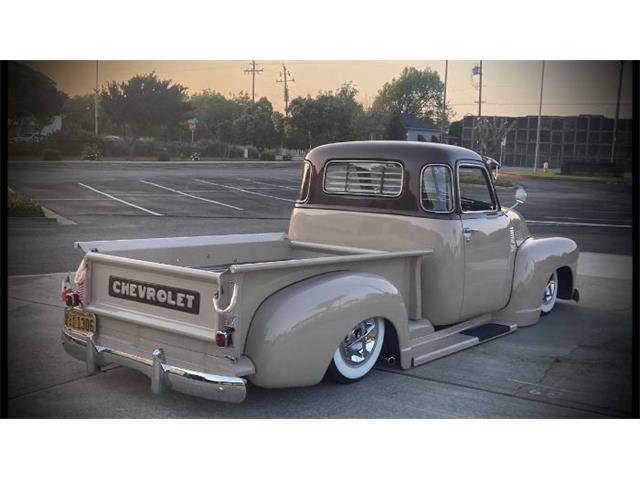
[61,141,580,403]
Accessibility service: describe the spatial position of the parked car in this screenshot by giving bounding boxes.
[60,141,579,403]
[9,132,46,143]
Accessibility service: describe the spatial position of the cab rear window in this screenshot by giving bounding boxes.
[323,160,403,197]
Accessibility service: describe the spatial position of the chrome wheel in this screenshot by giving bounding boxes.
[327,317,385,383]
[338,319,380,366]
[541,271,558,315]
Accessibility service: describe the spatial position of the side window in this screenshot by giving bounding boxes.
[421,165,453,213]
[298,161,311,202]
[458,165,496,212]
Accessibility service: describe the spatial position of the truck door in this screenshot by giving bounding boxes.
[458,162,513,320]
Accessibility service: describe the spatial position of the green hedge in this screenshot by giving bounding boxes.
[8,192,44,217]
[9,130,265,160]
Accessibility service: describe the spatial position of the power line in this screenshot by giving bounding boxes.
[276,64,295,117]
[243,60,263,106]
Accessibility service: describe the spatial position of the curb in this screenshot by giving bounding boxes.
[9,217,57,226]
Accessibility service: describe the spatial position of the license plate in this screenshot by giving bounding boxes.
[64,308,96,333]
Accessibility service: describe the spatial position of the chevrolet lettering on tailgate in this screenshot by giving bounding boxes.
[108,276,200,314]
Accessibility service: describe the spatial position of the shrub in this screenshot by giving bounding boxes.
[97,137,128,157]
[8,192,44,217]
[8,142,43,157]
[133,137,163,157]
[190,139,222,157]
[157,150,171,161]
[43,130,96,155]
[260,149,277,161]
[41,148,61,161]
[167,140,194,159]
[82,143,102,160]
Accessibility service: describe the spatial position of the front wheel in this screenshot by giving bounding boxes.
[325,317,385,384]
[541,271,559,315]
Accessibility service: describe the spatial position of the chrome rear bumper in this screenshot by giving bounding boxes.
[62,328,247,403]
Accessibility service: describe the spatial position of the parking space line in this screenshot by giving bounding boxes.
[526,219,631,228]
[237,177,298,191]
[78,183,163,216]
[193,178,296,203]
[140,180,243,211]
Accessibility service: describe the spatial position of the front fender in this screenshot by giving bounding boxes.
[493,236,579,326]
[244,271,409,388]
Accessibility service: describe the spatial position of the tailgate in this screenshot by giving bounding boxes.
[83,252,222,341]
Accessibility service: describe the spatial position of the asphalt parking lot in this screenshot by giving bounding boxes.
[6,160,634,418]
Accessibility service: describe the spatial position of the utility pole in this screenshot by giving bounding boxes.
[533,60,546,174]
[276,64,295,117]
[440,60,448,142]
[610,60,624,164]
[478,60,483,118]
[473,61,484,153]
[94,60,99,137]
[243,60,263,107]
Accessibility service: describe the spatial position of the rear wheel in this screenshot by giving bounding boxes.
[326,317,385,384]
[541,271,559,315]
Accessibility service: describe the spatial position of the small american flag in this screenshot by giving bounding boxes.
[73,280,86,304]
[61,275,73,303]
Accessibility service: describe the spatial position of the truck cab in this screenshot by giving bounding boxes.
[290,141,526,326]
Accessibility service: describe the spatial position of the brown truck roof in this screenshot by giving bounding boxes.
[299,141,485,218]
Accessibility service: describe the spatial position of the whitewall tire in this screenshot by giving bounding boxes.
[326,317,385,384]
[541,271,559,315]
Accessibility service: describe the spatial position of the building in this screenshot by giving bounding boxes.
[460,114,632,170]
[399,114,442,142]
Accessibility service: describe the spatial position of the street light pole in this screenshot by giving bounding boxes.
[440,60,448,142]
[533,60,545,174]
[94,60,99,137]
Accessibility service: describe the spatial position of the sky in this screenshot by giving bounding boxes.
[24,60,633,121]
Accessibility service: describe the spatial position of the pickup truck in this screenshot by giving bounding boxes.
[61,141,580,403]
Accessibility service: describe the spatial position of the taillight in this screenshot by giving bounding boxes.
[63,292,81,307]
[215,327,234,347]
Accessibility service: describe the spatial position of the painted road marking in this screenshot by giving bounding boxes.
[193,178,296,203]
[78,183,163,216]
[140,180,243,211]
[543,216,631,223]
[526,220,631,229]
[237,177,298,191]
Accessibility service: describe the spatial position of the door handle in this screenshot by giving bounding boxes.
[463,227,478,242]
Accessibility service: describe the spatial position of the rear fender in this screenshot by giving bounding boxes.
[493,236,578,326]
[244,271,409,388]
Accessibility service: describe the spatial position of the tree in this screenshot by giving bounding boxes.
[100,72,191,155]
[189,89,245,143]
[475,117,517,158]
[372,66,450,126]
[233,97,278,151]
[287,82,365,148]
[62,94,94,133]
[384,114,406,140]
[447,119,463,144]
[7,61,67,129]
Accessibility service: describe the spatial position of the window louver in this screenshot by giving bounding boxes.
[323,161,403,197]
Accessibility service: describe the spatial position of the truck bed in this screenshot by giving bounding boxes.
[73,232,430,392]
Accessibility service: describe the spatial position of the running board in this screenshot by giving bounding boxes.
[411,322,517,367]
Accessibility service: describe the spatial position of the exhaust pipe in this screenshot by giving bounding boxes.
[380,354,396,366]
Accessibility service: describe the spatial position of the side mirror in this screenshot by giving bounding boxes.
[509,186,527,210]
